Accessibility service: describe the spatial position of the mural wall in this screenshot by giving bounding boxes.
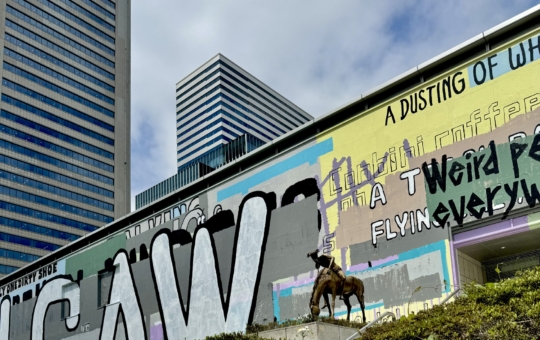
[1,29,540,340]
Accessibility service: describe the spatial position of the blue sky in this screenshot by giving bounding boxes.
[130,0,539,211]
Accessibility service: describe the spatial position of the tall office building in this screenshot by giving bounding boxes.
[176,54,312,170]
[0,0,130,276]
[135,54,312,209]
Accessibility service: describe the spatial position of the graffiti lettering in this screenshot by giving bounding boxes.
[31,277,80,340]
[150,192,274,339]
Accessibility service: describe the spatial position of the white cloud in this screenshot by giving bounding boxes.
[130,0,538,211]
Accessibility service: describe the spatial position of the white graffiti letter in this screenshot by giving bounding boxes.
[370,183,387,209]
[151,194,270,339]
[31,278,80,340]
[99,252,146,340]
[0,297,10,340]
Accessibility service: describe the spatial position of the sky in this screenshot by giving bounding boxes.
[130,0,538,212]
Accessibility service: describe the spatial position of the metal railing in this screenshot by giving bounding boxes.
[345,289,462,340]
[440,288,462,304]
[345,311,396,340]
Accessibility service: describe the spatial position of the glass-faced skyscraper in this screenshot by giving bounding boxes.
[0,0,130,276]
[135,54,312,209]
[176,54,312,172]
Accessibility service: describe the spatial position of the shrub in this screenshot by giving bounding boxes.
[205,332,271,340]
[361,266,540,340]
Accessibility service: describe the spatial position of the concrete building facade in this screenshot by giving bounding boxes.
[0,5,540,340]
[0,0,130,276]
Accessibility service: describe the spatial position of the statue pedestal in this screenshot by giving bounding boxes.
[257,321,359,340]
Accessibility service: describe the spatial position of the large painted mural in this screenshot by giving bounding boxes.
[1,29,540,340]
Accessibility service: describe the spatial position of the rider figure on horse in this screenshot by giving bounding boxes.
[307,249,346,299]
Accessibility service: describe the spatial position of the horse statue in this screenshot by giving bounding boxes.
[309,268,366,322]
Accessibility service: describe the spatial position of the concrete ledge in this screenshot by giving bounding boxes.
[257,321,359,340]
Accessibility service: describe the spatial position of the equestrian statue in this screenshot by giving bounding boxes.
[307,250,366,322]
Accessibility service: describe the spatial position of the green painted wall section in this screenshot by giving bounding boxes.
[65,233,126,279]
[425,134,540,225]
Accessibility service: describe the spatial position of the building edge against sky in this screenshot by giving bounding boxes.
[0,0,130,276]
[135,54,312,209]
[1,5,540,340]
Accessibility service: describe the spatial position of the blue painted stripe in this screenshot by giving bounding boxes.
[273,291,281,322]
[468,33,540,88]
[217,138,334,201]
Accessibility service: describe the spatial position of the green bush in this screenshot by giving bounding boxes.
[361,266,540,340]
[205,332,271,340]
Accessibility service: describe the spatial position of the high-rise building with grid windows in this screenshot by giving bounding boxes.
[0,0,130,276]
[135,54,312,209]
[175,54,312,170]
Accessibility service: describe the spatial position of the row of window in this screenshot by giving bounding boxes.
[0,230,61,251]
[177,135,226,164]
[0,185,114,224]
[176,92,275,141]
[177,135,235,166]
[177,108,249,142]
[4,36,114,92]
[220,74,295,130]
[4,63,114,118]
[221,64,307,127]
[176,83,220,118]
[229,84,288,136]
[6,22,114,80]
[57,0,115,32]
[1,109,114,160]
[0,153,114,198]
[98,0,115,10]
[177,117,261,162]
[176,60,219,93]
[79,0,115,20]
[0,123,114,172]
[177,99,220,129]
[218,63,308,125]
[0,200,99,232]
[7,7,114,68]
[220,98,275,139]
[5,48,114,105]
[10,1,115,56]
[0,217,80,241]
[0,216,79,242]
[177,109,222,143]
[0,247,40,262]
[3,80,114,133]
[179,133,263,171]
[0,169,113,212]
[0,139,114,186]
[2,95,113,148]
[0,264,18,274]
[35,0,114,44]
[177,112,270,156]
[176,76,219,107]
[175,60,309,124]
[177,118,225,152]
[176,74,290,134]
[176,68,220,100]
[176,85,283,138]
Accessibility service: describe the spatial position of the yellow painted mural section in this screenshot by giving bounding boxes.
[317,28,540,266]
